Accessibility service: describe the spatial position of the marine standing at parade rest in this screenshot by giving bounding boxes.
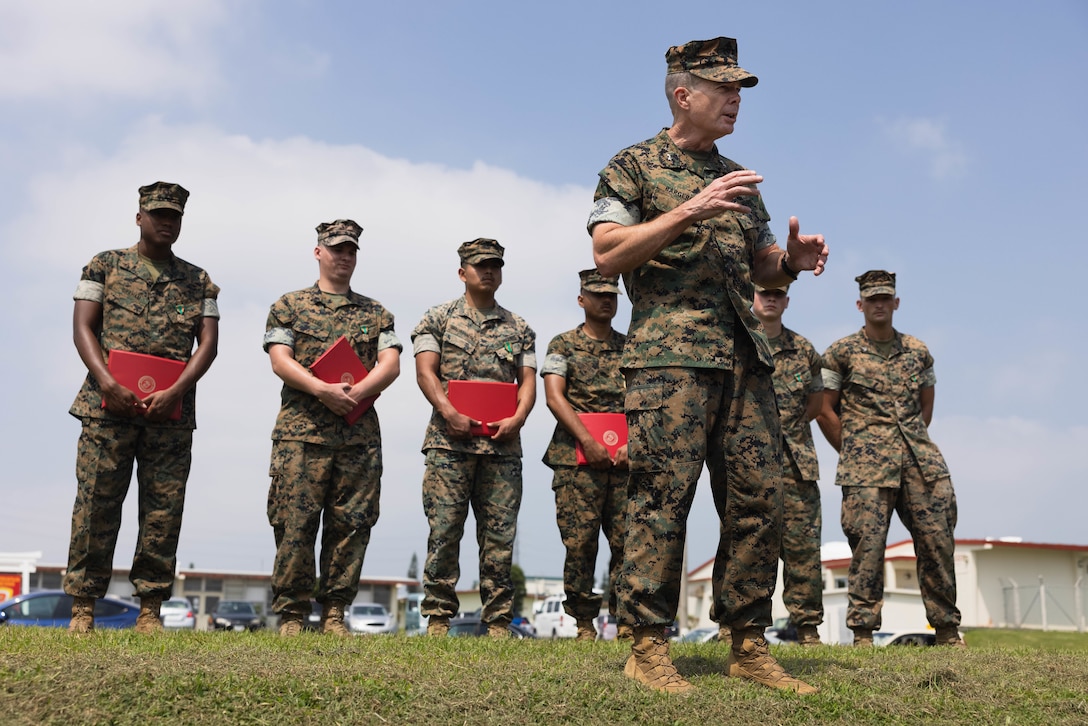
[748,283,825,646]
[412,238,536,637]
[263,219,401,636]
[64,182,220,634]
[541,268,629,641]
[589,37,828,694]
[817,270,964,647]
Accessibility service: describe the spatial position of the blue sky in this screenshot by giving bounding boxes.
[2,1,1086,593]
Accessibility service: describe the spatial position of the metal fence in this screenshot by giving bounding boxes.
[1001,575,1086,632]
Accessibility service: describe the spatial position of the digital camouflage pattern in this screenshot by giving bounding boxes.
[138,181,189,213]
[578,267,621,294]
[590,129,784,631]
[767,327,822,481]
[665,37,758,87]
[316,218,362,247]
[541,326,626,467]
[457,237,505,266]
[780,467,823,629]
[413,295,534,626]
[267,440,382,614]
[590,129,776,371]
[840,452,960,631]
[411,296,536,457]
[856,269,896,298]
[65,238,217,602]
[541,324,628,620]
[69,245,221,429]
[822,329,949,487]
[622,358,784,630]
[264,285,399,447]
[824,328,959,632]
[420,450,522,625]
[263,284,399,615]
[64,420,193,598]
[766,327,824,628]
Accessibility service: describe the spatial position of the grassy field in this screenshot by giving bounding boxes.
[2,627,1087,725]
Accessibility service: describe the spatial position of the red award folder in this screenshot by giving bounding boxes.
[446,380,518,436]
[309,335,378,425]
[105,350,186,420]
[575,413,628,465]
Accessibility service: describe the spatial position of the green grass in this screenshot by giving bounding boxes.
[2,628,1087,725]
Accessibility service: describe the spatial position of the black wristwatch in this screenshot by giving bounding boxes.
[780,253,799,280]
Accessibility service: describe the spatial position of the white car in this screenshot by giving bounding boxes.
[874,630,936,647]
[595,613,617,641]
[347,603,395,634]
[533,594,578,639]
[160,597,196,630]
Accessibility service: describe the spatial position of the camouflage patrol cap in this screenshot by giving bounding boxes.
[316,219,363,247]
[666,37,758,88]
[856,270,897,298]
[138,182,189,214]
[579,268,621,295]
[458,238,505,267]
[754,283,790,294]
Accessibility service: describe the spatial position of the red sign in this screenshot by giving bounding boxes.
[0,572,22,602]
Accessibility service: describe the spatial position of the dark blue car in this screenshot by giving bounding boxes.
[0,590,139,629]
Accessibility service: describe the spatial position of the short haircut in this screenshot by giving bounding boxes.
[665,71,710,115]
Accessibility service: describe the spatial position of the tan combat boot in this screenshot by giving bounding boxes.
[576,619,597,641]
[322,602,350,637]
[852,628,873,647]
[623,626,694,694]
[68,596,95,634]
[487,621,509,638]
[935,626,967,648]
[279,611,304,637]
[727,628,818,695]
[135,595,164,634]
[797,625,822,646]
[718,624,732,646]
[427,616,449,637]
[616,623,633,641]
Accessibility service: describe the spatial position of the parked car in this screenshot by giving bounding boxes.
[0,590,138,629]
[303,600,323,631]
[533,594,578,638]
[767,616,798,643]
[595,613,617,641]
[211,600,264,631]
[674,626,783,644]
[347,603,395,635]
[874,630,936,647]
[676,626,720,644]
[447,615,535,639]
[160,597,196,630]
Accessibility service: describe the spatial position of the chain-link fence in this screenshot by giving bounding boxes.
[1001,576,1086,631]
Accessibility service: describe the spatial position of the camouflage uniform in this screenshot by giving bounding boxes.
[413,295,536,626]
[264,283,401,616]
[766,327,824,630]
[589,129,785,631]
[64,238,220,600]
[541,323,627,621]
[822,327,960,633]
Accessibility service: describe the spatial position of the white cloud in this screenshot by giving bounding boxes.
[880,116,968,180]
[0,1,228,102]
[815,415,1088,548]
[1,119,603,585]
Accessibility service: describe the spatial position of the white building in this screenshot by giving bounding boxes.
[685,538,1088,642]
